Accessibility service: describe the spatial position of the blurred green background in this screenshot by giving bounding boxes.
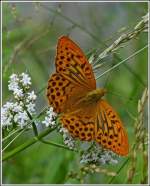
[2,2,148,184]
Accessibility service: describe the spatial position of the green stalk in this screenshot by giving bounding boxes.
[26,110,39,136]
[39,139,78,152]
[2,127,56,161]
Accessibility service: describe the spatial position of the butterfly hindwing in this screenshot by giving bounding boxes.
[95,99,129,156]
[60,104,97,141]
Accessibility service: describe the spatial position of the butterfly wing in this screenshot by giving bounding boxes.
[47,73,91,113]
[60,103,97,141]
[95,99,129,156]
[47,36,96,113]
[55,36,96,89]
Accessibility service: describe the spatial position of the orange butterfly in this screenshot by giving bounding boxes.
[47,36,129,156]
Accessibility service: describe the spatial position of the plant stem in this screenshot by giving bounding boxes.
[2,129,25,152]
[26,110,38,136]
[108,158,130,184]
[2,127,56,161]
[39,139,78,152]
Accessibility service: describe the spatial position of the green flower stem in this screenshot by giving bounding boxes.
[39,139,78,152]
[2,127,56,161]
[26,110,38,136]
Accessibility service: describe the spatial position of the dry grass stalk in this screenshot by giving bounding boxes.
[91,13,148,68]
[127,88,148,183]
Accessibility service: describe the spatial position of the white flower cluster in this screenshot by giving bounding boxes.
[42,109,76,149]
[8,73,31,99]
[59,127,76,150]
[42,107,57,127]
[80,143,118,165]
[2,73,37,129]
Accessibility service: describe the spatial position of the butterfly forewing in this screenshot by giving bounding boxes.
[47,36,96,113]
[47,73,90,113]
[55,36,96,89]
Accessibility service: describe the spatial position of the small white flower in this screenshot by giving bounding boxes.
[12,102,23,113]
[2,115,13,127]
[42,116,51,127]
[13,88,24,99]
[59,127,68,134]
[14,111,29,128]
[1,102,22,128]
[27,91,37,102]
[51,120,56,126]
[64,138,75,149]
[80,143,118,165]
[1,107,13,127]
[42,107,57,128]
[42,116,56,128]
[59,126,76,150]
[20,73,31,87]
[9,74,19,82]
[110,158,118,164]
[8,82,19,92]
[3,101,14,110]
[8,74,19,92]
[26,102,36,114]
[47,107,57,117]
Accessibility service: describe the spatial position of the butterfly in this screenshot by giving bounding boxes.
[47,36,129,156]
